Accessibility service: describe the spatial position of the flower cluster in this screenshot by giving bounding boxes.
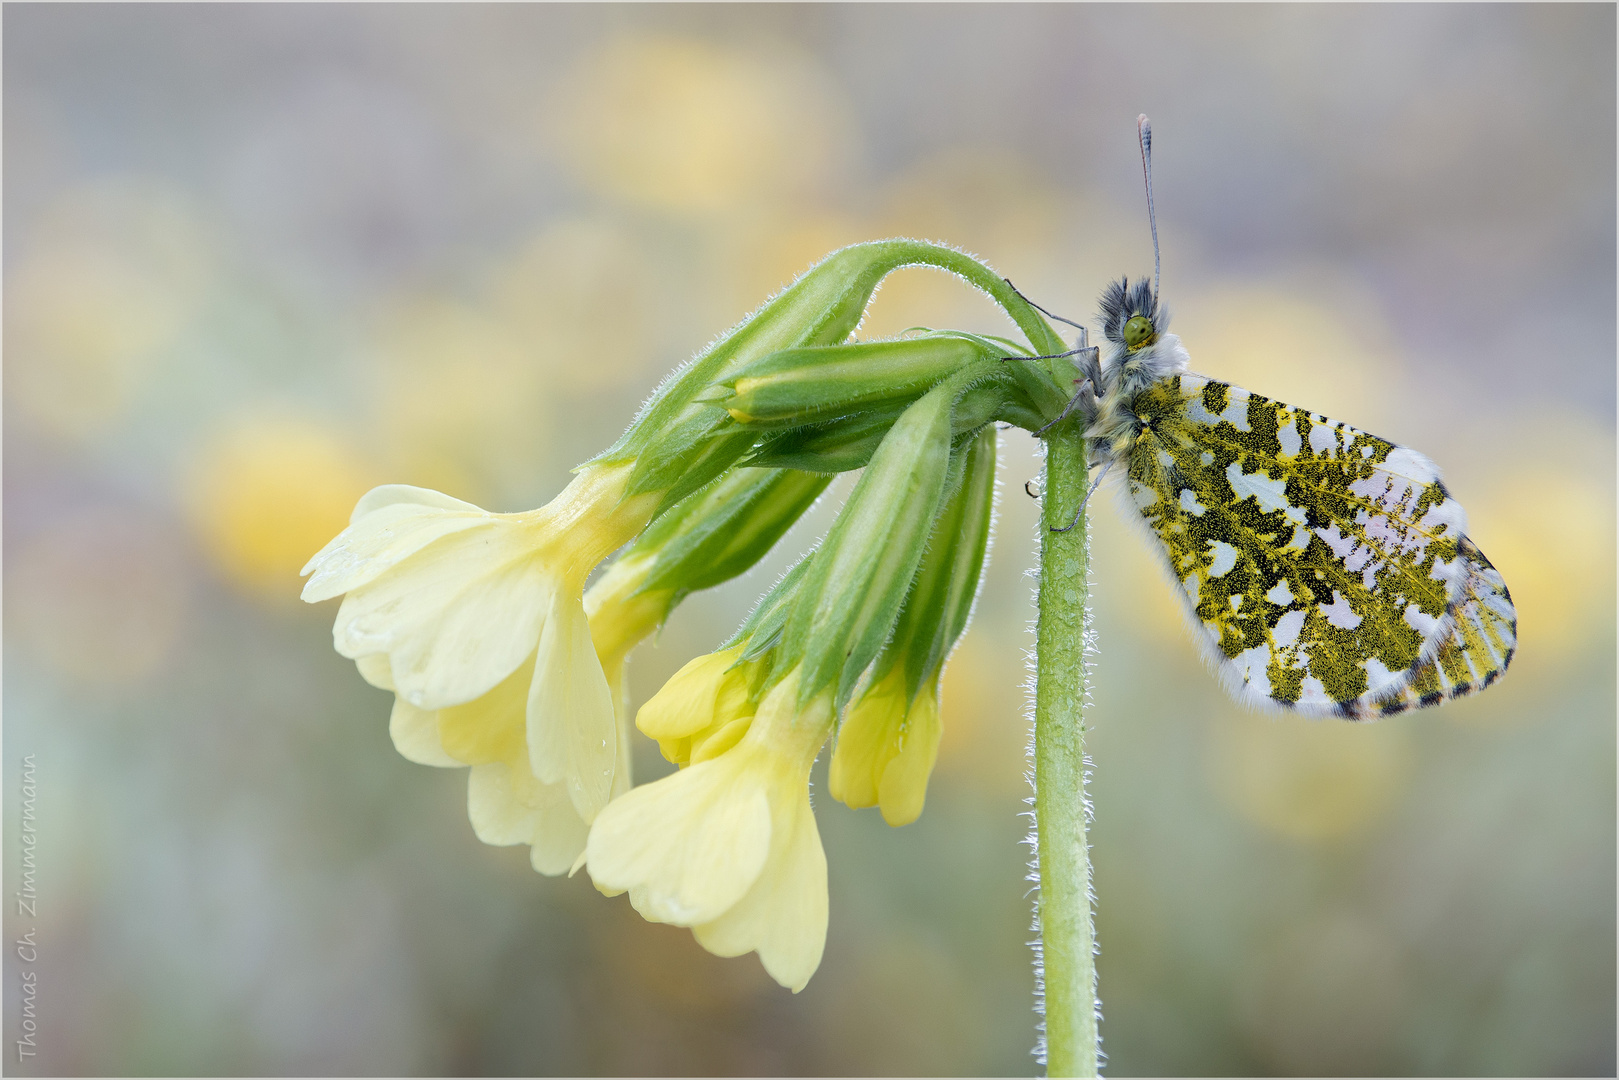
[303,240,1075,989]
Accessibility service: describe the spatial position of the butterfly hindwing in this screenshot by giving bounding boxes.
[1370,535,1516,716]
[1124,373,1476,716]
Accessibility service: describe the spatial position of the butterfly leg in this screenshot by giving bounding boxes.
[1002,277,1089,334]
[1051,460,1113,533]
[1034,378,1098,437]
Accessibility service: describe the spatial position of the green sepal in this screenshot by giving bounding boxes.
[724,555,816,658]
[719,334,987,429]
[636,468,831,604]
[739,348,1039,475]
[779,382,956,709]
[872,424,998,704]
[582,240,1073,509]
[741,405,909,474]
[647,428,760,518]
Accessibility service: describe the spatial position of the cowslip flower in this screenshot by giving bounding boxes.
[827,665,942,827]
[302,463,660,855]
[634,643,760,768]
[309,238,1077,996]
[830,424,996,826]
[357,650,603,874]
[306,457,832,872]
[586,666,833,993]
[585,398,1002,991]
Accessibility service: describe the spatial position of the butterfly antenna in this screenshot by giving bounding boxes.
[1137,114,1160,303]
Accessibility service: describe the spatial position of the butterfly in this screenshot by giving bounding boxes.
[1034,117,1516,719]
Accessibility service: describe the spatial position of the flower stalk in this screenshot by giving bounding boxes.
[1032,416,1099,1077]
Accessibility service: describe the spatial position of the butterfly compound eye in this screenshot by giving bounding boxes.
[1123,314,1157,350]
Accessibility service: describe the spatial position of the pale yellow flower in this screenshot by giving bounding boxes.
[302,463,658,831]
[586,667,832,992]
[344,554,667,875]
[635,643,760,767]
[356,651,591,874]
[828,666,943,827]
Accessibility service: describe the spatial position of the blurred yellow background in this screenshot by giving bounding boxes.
[5,6,1612,1076]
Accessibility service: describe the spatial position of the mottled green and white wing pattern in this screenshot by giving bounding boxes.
[1373,535,1516,715]
[1124,373,1515,718]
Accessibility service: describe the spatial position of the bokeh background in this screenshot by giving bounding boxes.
[5,5,1614,1076]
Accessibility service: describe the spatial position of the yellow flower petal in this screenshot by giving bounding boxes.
[587,759,773,926]
[876,687,941,827]
[389,699,461,768]
[636,644,750,740]
[693,790,827,993]
[300,498,491,603]
[332,521,556,709]
[527,591,617,821]
[830,669,943,826]
[690,715,753,765]
[437,659,529,765]
[348,483,482,524]
[308,464,656,712]
[828,670,906,810]
[467,757,590,875]
[657,736,693,767]
[601,656,637,802]
[587,669,836,991]
[354,651,395,690]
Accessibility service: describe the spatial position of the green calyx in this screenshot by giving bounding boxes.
[583,240,1074,515]
[715,333,989,428]
[867,424,997,705]
[575,239,1092,717]
[775,367,1003,710]
[627,466,831,609]
[729,334,1043,474]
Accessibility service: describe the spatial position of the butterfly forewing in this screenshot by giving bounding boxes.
[1125,373,1475,716]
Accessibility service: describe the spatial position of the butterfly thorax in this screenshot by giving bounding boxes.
[1085,277,1189,466]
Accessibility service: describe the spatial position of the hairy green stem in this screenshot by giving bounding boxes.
[1033,418,1098,1077]
[862,240,1073,413]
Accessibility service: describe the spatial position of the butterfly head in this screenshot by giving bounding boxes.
[1099,276,1166,353]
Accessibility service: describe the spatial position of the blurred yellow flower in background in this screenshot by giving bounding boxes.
[587,668,834,993]
[1468,465,1613,662]
[364,295,550,503]
[544,36,846,216]
[1173,282,1402,429]
[487,217,660,392]
[186,415,377,602]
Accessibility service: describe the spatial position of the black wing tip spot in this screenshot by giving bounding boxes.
[1379,700,1411,717]
[1418,691,1445,708]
